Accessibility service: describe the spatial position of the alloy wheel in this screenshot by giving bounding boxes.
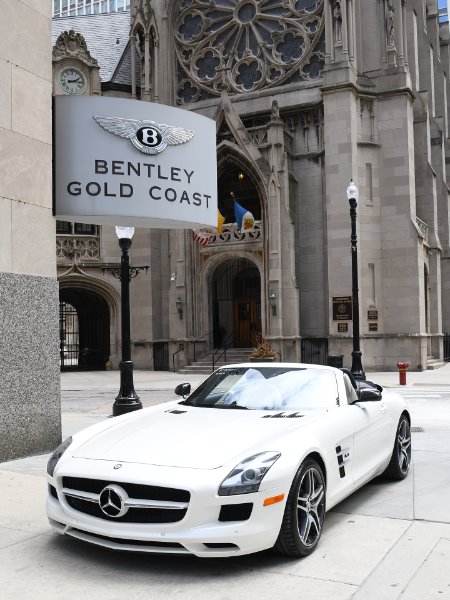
[297,467,325,547]
[397,418,411,475]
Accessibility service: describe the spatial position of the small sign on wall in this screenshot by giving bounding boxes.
[368,310,378,321]
[333,296,352,321]
[369,323,378,332]
[338,322,348,333]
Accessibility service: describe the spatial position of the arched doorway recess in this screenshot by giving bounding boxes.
[59,288,110,370]
[212,258,261,348]
[217,163,262,224]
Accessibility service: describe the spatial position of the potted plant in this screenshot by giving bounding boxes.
[249,334,277,361]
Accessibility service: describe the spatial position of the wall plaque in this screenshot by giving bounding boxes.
[338,322,348,333]
[332,296,352,321]
[368,310,378,321]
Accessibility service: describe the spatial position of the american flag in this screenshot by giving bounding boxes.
[193,230,213,246]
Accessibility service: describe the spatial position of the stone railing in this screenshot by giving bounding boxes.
[56,236,100,261]
[203,221,262,249]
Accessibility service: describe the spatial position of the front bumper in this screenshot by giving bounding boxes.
[46,460,289,558]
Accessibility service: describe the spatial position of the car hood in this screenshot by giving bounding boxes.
[73,403,324,469]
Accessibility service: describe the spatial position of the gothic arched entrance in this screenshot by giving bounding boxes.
[212,259,261,348]
[59,288,110,371]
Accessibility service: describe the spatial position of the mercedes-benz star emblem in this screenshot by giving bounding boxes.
[93,116,195,155]
[98,484,129,518]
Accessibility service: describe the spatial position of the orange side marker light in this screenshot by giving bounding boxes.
[263,494,285,506]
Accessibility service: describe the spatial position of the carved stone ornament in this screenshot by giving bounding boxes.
[175,0,325,104]
[385,3,395,48]
[333,0,342,43]
[52,30,98,67]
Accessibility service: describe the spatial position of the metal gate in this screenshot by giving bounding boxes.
[153,342,169,371]
[59,301,79,368]
[301,338,328,365]
[444,334,450,362]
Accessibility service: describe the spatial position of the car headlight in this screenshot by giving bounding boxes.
[218,451,281,496]
[47,437,72,477]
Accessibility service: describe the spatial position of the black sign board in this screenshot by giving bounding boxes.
[333,296,352,321]
[368,310,378,321]
[338,322,348,333]
[369,323,378,332]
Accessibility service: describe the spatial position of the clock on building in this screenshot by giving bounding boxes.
[59,67,86,94]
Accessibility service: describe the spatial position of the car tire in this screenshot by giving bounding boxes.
[383,414,411,480]
[274,458,326,557]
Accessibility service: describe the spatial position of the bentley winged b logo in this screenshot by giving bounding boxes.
[93,115,195,155]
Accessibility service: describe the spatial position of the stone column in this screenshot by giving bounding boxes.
[322,87,360,365]
[153,40,159,102]
[131,33,136,99]
[266,105,283,339]
[266,102,300,359]
[324,0,334,63]
[144,32,151,102]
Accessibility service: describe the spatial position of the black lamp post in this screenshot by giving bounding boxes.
[347,181,366,381]
[104,226,148,416]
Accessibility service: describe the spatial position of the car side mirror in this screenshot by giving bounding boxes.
[175,383,191,398]
[358,388,382,402]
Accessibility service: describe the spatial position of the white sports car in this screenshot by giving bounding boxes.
[46,363,411,558]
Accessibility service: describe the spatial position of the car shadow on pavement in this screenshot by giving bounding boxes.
[48,532,285,575]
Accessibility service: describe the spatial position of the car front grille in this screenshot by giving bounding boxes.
[61,477,190,524]
[62,477,190,502]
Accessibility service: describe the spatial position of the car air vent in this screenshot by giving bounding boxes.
[219,503,253,522]
[165,410,187,414]
[261,412,304,419]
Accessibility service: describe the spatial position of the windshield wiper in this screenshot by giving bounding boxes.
[211,403,249,409]
[177,401,249,409]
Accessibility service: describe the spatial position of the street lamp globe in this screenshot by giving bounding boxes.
[346,180,359,203]
[115,226,135,240]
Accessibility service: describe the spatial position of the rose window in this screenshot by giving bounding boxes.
[175,0,324,104]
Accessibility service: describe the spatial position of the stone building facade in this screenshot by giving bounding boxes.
[1,1,61,461]
[52,0,450,374]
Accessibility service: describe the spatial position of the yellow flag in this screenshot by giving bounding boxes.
[217,210,225,234]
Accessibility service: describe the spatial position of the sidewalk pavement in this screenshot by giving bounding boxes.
[59,361,450,392]
[1,364,450,599]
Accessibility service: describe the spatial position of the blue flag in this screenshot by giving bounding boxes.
[234,199,255,233]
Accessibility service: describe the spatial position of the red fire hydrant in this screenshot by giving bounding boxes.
[397,361,409,385]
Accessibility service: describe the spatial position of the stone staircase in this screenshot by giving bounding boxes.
[426,356,446,370]
[177,348,253,375]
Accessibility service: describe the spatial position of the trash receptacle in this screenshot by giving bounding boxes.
[327,355,344,368]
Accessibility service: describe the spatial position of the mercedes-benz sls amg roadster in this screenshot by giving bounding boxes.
[46,364,411,558]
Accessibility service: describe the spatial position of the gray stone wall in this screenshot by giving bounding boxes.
[1,0,61,461]
[0,273,61,461]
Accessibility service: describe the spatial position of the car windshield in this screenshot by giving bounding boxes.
[180,367,339,411]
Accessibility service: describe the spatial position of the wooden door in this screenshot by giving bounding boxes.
[233,299,261,347]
